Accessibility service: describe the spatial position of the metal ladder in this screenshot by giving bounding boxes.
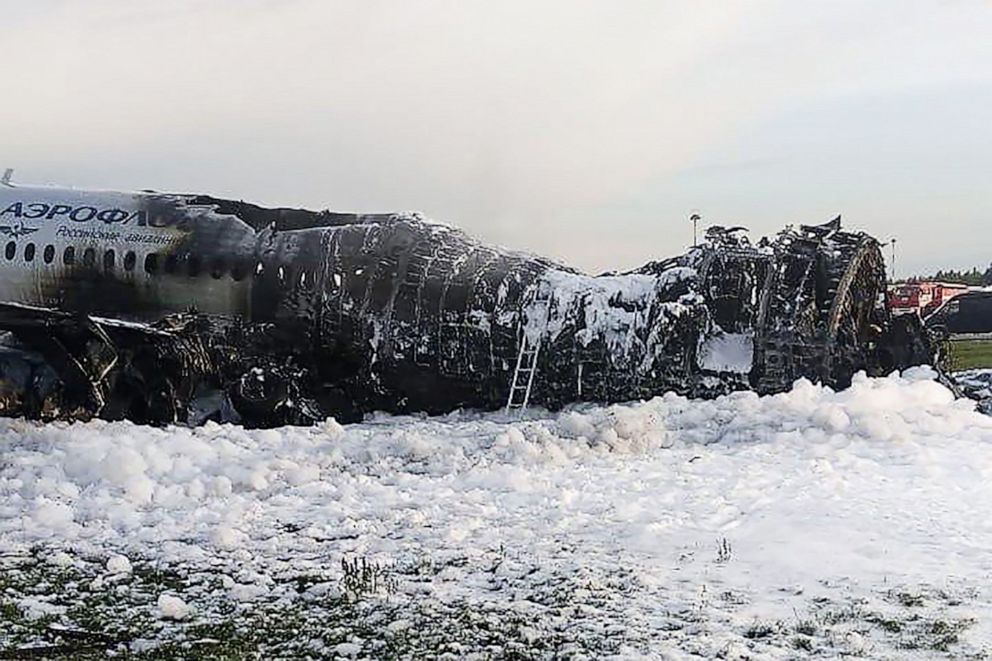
[505,287,553,413]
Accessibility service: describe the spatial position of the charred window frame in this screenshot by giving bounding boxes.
[4,242,14,260]
[210,257,227,280]
[43,245,55,264]
[231,259,248,281]
[63,246,76,266]
[123,251,136,272]
[144,253,159,274]
[23,243,35,262]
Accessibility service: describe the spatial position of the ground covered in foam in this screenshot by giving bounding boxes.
[1,368,991,659]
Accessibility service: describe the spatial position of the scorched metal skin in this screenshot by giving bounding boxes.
[0,182,933,427]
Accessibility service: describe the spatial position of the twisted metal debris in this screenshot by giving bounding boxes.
[0,188,933,427]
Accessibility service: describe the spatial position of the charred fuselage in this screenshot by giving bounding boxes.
[0,183,933,427]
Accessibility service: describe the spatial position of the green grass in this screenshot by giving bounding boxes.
[2,547,986,658]
[0,548,631,659]
[948,340,992,371]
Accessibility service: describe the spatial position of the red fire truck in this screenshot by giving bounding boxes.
[888,282,970,318]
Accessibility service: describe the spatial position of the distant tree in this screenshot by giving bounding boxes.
[904,266,989,286]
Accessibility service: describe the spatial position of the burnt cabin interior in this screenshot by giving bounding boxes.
[0,195,935,428]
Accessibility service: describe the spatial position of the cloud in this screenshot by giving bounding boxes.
[1,0,990,272]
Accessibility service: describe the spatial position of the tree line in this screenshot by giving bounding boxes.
[900,265,992,287]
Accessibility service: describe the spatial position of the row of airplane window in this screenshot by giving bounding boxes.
[2,241,306,285]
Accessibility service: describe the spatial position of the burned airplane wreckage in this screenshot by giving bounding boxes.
[0,179,934,428]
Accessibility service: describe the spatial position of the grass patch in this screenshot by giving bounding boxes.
[0,547,636,659]
[743,621,781,639]
[894,617,976,653]
[1,547,984,658]
[713,538,732,564]
[947,339,992,370]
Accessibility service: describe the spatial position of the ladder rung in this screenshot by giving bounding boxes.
[506,288,554,413]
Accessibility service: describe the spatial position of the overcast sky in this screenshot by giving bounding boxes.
[1,0,989,276]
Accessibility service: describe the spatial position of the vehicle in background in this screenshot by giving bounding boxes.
[888,281,970,318]
[926,290,992,335]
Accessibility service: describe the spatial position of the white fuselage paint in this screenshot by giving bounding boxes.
[0,184,252,320]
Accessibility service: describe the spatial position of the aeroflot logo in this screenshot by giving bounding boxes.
[0,202,172,227]
[0,221,40,239]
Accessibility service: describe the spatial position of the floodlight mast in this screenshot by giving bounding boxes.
[890,238,897,281]
[881,238,897,281]
[689,211,702,247]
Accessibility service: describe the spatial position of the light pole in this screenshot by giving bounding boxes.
[890,238,897,281]
[881,238,897,281]
[689,210,701,248]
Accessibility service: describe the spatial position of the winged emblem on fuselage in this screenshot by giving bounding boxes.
[0,222,39,239]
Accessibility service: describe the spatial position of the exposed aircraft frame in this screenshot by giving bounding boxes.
[0,179,935,427]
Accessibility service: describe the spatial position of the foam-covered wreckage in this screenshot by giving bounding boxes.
[0,193,934,428]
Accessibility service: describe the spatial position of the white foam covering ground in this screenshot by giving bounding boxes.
[2,367,992,657]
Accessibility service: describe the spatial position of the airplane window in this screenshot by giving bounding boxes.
[231,260,247,281]
[83,247,96,267]
[254,262,265,278]
[63,246,75,266]
[24,243,35,262]
[277,265,287,283]
[299,271,307,286]
[187,256,201,277]
[210,257,226,279]
[4,242,14,260]
[104,249,115,272]
[332,272,342,288]
[43,245,55,264]
[144,253,159,274]
[164,254,179,275]
[123,251,136,271]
